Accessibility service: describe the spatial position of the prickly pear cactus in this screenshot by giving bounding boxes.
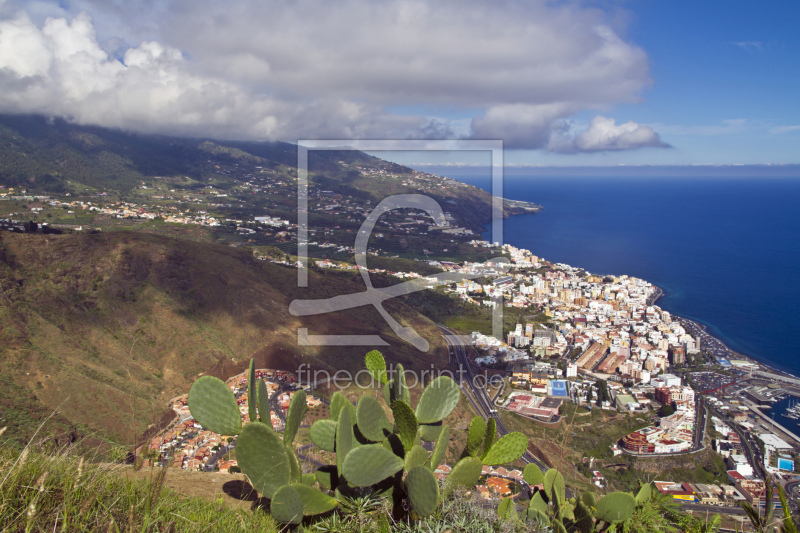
[594,492,636,524]
[184,350,539,527]
[464,417,486,457]
[291,483,339,516]
[415,376,460,424]
[365,350,388,384]
[544,468,566,508]
[257,379,270,424]
[342,444,404,487]
[429,424,449,470]
[236,421,291,498]
[404,444,429,471]
[310,419,337,452]
[247,359,257,424]
[481,432,528,465]
[270,484,303,525]
[481,417,496,459]
[523,463,544,486]
[635,483,651,505]
[418,422,443,442]
[405,465,439,517]
[336,407,354,472]
[498,497,518,522]
[187,376,242,436]
[391,400,418,451]
[284,389,307,445]
[444,456,482,499]
[330,391,357,425]
[356,395,392,442]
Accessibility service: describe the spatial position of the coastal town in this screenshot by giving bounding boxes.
[4,155,799,522]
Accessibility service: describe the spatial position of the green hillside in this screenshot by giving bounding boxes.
[0,231,445,448]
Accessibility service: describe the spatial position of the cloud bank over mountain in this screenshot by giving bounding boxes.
[0,0,666,152]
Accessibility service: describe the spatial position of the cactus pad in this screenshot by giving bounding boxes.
[301,473,316,486]
[365,350,387,384]
[404,445,429,471]
[415,376,460,424]
[310,419,337,452]
[497,497,517,521]
[284,390,307,445]
[391,400,418,451]
[291,483,339,516]
[392,364,410,404]
[464,417,485,457]
[523,464,544,486]
[443,456,482,499]
[418,422,443,442]
[286,444,301,483]
[330,392,357,426]
[581,491,596,507]
[544,468,565,506]
[429,424,450,470]
[247,359,257,424]
[270,484,303,524]
[187,376,242,436]
[314,465,339,490]
[356,395,392,442]
[635,483,651,506]
[481,432,528,465]
[236,421,291,498]
[530,491,548,514]
[405,465,440,517]
[526,506,548,525]
[594,492,636,524]
[336,407,354,472]
[481,418,496,459]
[342,444,404,487]
[257,379,270,424]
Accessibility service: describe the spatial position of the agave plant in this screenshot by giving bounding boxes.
[187,351,530,525]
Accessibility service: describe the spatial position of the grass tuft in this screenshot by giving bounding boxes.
[0,443,281,532]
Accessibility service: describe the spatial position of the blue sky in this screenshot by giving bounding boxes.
[376,1,800,167]
[0,0,797,166]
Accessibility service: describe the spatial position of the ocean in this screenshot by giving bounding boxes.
[450,175,800,378]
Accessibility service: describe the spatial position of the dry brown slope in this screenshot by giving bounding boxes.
[0,231,445,446]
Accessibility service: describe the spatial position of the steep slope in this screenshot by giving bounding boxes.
[0,231,445,446]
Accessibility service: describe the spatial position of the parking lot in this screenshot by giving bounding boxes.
[690,371,738,393]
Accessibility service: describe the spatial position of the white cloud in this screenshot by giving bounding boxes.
[549,116,669,153]
[0,0,659,150]
[770,125,800,135]
[653,119,748,136]
[731,41,763,52]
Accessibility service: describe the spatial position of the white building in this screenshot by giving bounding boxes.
[566,364,578,378]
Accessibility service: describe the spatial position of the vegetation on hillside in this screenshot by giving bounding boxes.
[0,231,446,447]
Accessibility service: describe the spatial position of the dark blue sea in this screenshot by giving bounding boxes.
[449,175,800,378]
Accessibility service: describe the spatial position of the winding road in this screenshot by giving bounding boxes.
[438,324,550,474]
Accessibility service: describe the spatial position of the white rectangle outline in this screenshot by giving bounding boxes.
[296,139,504,343]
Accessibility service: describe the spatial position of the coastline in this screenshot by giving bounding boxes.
[628,280,799,382]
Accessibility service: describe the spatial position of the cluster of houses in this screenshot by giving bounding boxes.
[433,464,526,500]
[146,368,321,472]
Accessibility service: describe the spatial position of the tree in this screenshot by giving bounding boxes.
[659,404,675,417]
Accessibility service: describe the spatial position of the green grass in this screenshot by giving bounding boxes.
[0,442,281,532]
[443,316,492,335]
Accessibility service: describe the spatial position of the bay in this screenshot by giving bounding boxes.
[454,175,800,377]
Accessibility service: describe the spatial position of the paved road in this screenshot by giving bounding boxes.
[270,389,286,425]
[438,324,550,474]
[707,402,764,480]
[679,502,746,516]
